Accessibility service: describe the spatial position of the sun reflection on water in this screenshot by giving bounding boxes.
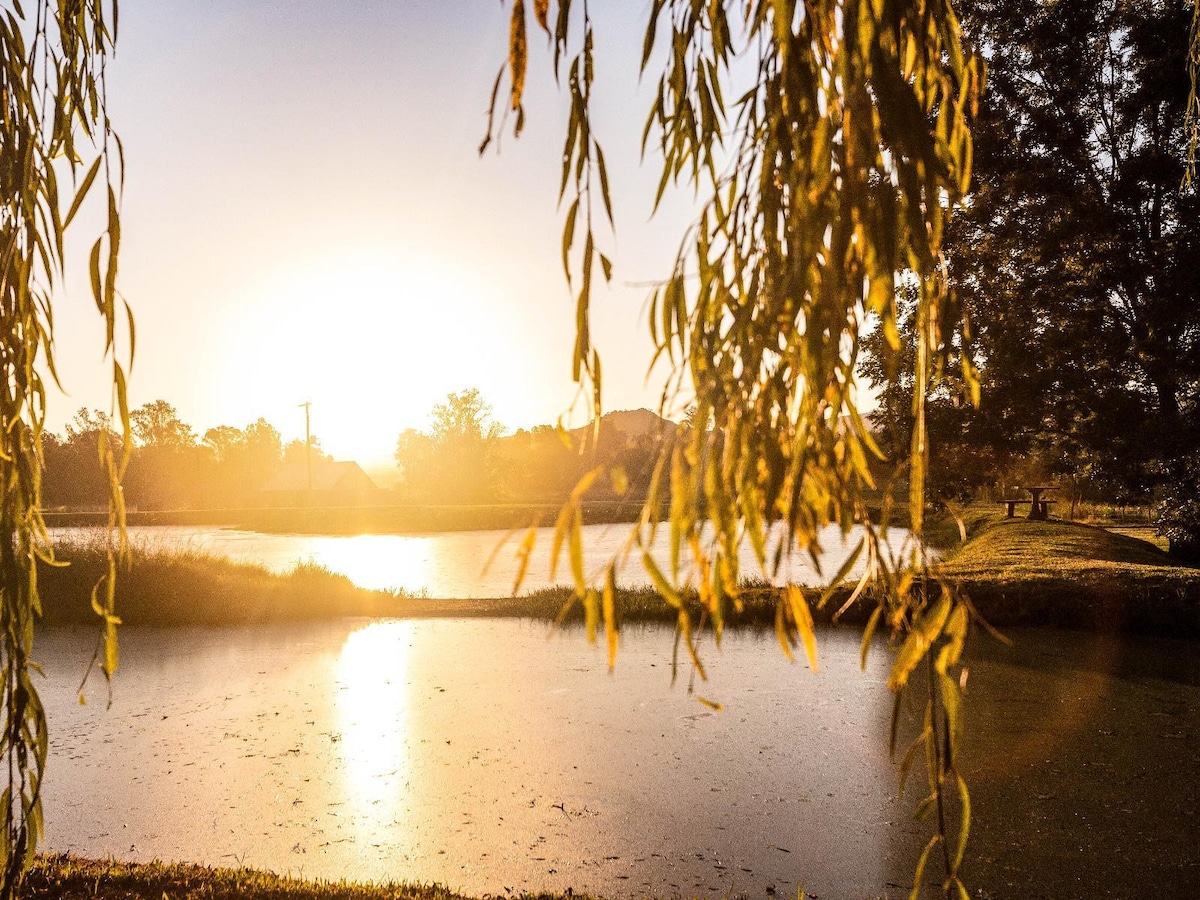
[335,621,415,834]
[312,535,438,593]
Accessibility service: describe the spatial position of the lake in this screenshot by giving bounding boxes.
[38,619,1200,899]
[51,522,917,597]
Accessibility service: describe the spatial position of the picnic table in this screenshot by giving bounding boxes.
[1000,485,1057,520]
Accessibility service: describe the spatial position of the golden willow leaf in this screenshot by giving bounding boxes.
[784,585,818,673]
[888,594,952,692]
[583,587,599,643]
[63,155,102,229]
[602,566,619,670]
[549,464,601,580]
[511,522,540,596]
[909,833,941,900]
[774,602,794,662]
[953,774,972,871]
[509,0,527,112]
[569,506,586,592]
[534,0,551,35]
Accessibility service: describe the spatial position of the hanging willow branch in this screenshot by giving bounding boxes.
[0,2,127,894]
[487,2,984,896]
[1187,1,1199,183]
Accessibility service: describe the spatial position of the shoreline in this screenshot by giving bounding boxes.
[37,510,1200,637]
[41,502,910,536]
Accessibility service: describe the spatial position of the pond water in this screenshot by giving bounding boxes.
[38,620,1200,899]
[51,522,917,597]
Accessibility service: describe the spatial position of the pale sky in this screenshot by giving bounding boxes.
[51,1,702,470]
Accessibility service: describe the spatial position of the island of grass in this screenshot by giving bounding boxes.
[39,508,1200,636]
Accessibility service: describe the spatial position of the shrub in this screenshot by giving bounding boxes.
[1157,458,1200,563]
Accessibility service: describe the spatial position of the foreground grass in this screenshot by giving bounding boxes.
[22,854,588,900]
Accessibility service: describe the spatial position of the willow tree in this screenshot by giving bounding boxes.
[490,2,982,896]
[0,1,126,895]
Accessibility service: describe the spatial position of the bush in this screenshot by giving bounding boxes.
[1157,458,1200,563]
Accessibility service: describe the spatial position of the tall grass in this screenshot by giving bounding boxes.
[38,537,411,628]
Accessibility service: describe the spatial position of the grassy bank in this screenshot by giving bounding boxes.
[934,509,1200,635]
[21,854,564,900]
[36,539,786,629]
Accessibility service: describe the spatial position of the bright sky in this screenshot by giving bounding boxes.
[51,1,701,471]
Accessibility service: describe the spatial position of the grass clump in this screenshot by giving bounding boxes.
[22,853,589,900]
[506,581,784,629]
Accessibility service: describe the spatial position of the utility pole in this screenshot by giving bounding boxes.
[299,400,312,503]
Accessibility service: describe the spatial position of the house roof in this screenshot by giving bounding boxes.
[260,460,377,493]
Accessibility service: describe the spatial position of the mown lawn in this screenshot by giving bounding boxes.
[934,509,1200,634]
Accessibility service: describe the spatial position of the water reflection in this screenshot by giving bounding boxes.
[335,622,414,829]
[307,535,438,593]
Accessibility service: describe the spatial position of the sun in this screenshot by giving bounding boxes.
[215,243,529,467]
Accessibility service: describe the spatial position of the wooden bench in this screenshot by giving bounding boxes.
[1001,499,1032,517]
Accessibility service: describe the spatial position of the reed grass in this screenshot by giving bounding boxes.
[38,539,411,628]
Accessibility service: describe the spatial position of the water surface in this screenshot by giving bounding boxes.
[38,620,1199,899]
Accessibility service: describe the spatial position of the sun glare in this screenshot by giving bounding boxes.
[335,621,415,834]
[216,244,530,466]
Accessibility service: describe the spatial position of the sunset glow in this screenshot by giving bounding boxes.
[217,245,525,465]
[47,2,674,467]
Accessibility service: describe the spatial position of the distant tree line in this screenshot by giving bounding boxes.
[392,388,668,507]
[41,401,324,511]
[42,392,672,512]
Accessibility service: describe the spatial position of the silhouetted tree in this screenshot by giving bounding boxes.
[42,409,120,509]
[130,400,196,449]
[395,389,505,503]
[282,435,330,466]
[196,418,283,507]
[125,401,206,510]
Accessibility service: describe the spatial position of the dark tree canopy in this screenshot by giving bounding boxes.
[865,0,1200,531]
